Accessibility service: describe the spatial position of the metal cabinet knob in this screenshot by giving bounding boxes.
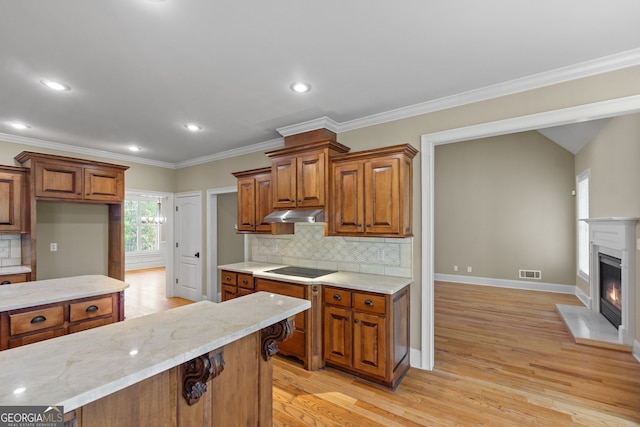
[364,300,374,306]
[333,294,341,300]
[1,280,11,285]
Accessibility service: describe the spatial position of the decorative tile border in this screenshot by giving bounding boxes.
[249,223,412,278]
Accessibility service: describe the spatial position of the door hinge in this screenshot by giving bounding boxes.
[176,206,178,212]
[176,242,179,248]
[176,278,178,284]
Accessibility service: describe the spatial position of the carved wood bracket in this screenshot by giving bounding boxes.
[261,317,295,361]
[182,348,225,406]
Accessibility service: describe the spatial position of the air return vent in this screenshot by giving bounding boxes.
[519,269,541,280]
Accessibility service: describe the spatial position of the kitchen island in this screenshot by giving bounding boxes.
[0,275,128,350]
[0,292,310,426]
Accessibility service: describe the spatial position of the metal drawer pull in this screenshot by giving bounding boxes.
[333,294,341,300]
[31,315,47,324]
[1,280,10,285]
[225,276,231,281]
[364,300,374,306]
[354,319,360,323]
[242,279,248,284]
[86,305,99,313]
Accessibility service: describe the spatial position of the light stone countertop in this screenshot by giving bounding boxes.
[219,262,412,295]
[0,265,32,275]
[0,275,129,312]
[0,292,310,411]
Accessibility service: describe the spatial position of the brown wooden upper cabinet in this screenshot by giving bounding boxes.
[0,166,29,233]
[232,167,293,234]
[329,144,417,238]
[266,130,350,210]
[15,152,127,203]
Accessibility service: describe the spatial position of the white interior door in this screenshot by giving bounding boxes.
[175,192,202,301]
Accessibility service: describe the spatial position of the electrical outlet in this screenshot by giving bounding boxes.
[453,265,458,272]
[467,266,472,273]
[50,243,58,252]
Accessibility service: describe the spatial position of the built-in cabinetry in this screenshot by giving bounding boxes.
[323,285,410,389]
[220,270,255,300]
[254,278,324,371]
[0,291,124,350]
[231,129,417,238]
[0,273,30,285]
[330,144,417,237]
[14,152,129,280]
[232,167,294,235]
[265,131,350,210]
[0,165,29,233]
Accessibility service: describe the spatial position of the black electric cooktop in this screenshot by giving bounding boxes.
[265,266,337,279]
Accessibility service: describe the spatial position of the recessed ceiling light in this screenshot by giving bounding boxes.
[128,145,142,152]
[10,122,31,130]
[290,82,311,93]
[184,123,202,132]
[40,79,71,91]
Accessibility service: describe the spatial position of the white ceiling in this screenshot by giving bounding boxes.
[1,0,640,167]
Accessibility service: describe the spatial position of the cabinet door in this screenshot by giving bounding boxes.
[254,173,273,232]
[34,161,83,200]
[0,171,22,232]
[84,167,124,202]
[332,161,364,234]
[221,284,237,301]
[352,311,386,378]
[237,177,256,231]
[323,305,352,367]
[271,156,297,209]
[297,151,325,208]
[364,157,400,235]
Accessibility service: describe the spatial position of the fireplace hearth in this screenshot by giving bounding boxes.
[599,253,622,328]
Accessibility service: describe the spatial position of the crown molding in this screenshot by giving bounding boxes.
[174,137,284,169]
[337,48,640,134]
[0,132,176,169]
[276,116,340,137]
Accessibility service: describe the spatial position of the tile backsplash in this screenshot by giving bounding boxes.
[0,235,22,267]
[250,223,412,278]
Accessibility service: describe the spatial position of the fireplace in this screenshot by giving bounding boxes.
[599,253,622,328]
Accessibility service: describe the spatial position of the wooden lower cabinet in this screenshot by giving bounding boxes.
[255,278,324,371]
[323,285,410,389]
[0,272,30,285]
[0,292,124,350]
[220,270,254,301]
[68,331,277,427]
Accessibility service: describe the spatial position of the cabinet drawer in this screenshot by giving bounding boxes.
[0,273,29,285]
[237,273,254,290]
[9,327,65,348]
[10,306,65,336]
[353,293,386,315]
[324,287,352,308]
[256,279,306,299]
[221,271,237,286]
[69,317,113,334]
[70,297,113,322]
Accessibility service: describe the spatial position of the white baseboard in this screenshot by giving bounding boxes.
[634,340,640,364]
[435,274,577,294]
[574,286,590,307]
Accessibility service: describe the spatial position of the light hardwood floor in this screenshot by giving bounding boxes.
[123,270,640,426]
[124,268,191,318]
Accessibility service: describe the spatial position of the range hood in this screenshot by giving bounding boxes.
[263,209,325,223]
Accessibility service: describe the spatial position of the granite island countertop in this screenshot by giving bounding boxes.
[0,292,310,411]
[0,275,129,312]
[219,261,412,295]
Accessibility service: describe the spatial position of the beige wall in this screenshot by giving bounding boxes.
[434,132,576,284]
[216,192,244,295]
[36,202,108,279]
[574,113,640,341]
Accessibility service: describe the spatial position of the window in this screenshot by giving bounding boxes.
[124,196,165,254]
[577,170,590,278]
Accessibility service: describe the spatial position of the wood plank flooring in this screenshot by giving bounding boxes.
[123,271,640,426]
[124,268,191,318]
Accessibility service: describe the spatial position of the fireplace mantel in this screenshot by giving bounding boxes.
[583,217,637,345]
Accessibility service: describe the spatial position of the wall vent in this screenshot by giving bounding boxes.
[519,269,542,280]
